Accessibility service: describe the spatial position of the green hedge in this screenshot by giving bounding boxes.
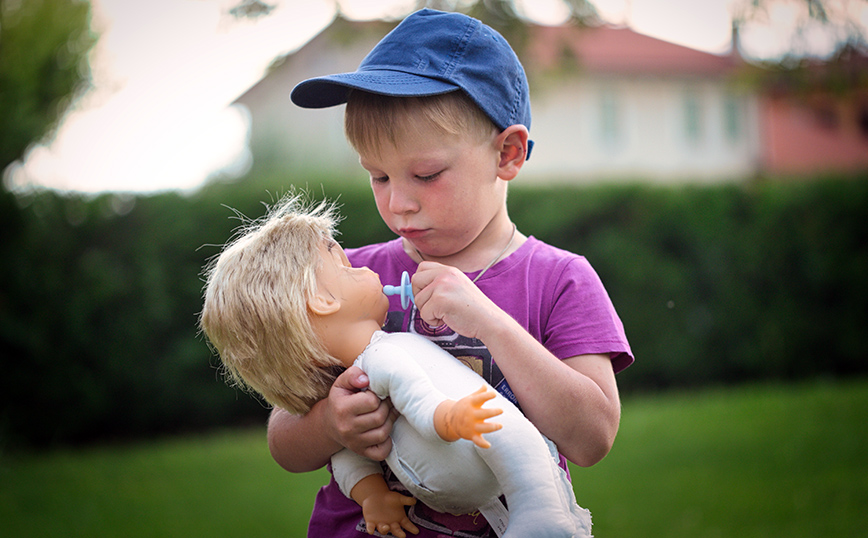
[1,173,865,447]
[508,178,868,391]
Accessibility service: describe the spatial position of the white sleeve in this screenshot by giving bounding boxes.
[330,448,384,499]
[357,340,449,441]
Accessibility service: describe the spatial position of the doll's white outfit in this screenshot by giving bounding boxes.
[331,331,592,538]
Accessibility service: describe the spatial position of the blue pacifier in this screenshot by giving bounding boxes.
[383,270,415,309]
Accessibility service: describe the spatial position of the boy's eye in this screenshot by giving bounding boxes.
[416,171,441,182]
[370,175,389,184]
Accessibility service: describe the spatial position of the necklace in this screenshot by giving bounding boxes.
[414,223,517,283]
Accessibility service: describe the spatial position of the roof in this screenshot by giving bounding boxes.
[236,16,743,108]
[526,24,740,77]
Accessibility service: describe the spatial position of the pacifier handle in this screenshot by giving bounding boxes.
[383,270,415,309]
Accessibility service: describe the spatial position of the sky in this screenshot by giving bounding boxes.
[5,0,868,194]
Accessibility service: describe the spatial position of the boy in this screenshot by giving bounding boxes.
[271,9,633,537]
[200,195,591,537]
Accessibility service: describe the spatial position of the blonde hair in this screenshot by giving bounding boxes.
[200,194,344,415]
[344,90,498,159]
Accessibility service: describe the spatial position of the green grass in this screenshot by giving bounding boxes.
[579,378,868,537]
[0,429,329,537]
[2,379,866,537]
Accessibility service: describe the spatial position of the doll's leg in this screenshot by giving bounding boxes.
[386,415,501,515]
[477,409,592,538]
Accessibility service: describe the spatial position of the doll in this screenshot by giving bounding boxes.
[200,195,591,538]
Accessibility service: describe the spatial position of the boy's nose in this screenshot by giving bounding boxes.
[388,186,419,214]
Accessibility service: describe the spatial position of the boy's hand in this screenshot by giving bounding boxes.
[434,386,503,449]
[412,262,505,340]
[327,366,396,461]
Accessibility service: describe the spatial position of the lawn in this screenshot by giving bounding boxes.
[2,378,866,537]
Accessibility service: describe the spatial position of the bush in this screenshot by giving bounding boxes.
[1,173,865,447]
[508,177,868,391]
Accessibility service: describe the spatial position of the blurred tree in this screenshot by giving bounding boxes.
[228,0,274,19]
[0,0,97,171]
[229,0,598,74]
[461,0,599,52]
[405,0,598,24]
[733,0,868,60]
[733,0,868,115]
[229,0,600,40]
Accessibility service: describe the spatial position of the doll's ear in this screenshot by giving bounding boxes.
[307,291,341,317]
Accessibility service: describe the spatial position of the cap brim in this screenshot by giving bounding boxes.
[290,70,459,108]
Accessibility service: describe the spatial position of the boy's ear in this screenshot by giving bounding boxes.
[307,290,341,317]
[496,125,529,181]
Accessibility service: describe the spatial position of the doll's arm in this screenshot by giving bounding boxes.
[433,385,503,449]
[350,474,419,538]
[332,449,417,537]
[363,341,503,446]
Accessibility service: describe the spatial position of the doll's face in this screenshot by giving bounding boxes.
[314,239,390,327]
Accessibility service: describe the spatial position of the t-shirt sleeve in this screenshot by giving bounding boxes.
[542,257,634,373]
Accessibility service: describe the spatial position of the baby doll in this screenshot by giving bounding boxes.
[200,194,592,538]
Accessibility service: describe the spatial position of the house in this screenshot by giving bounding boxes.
[236,18,397,177]
[518,23,759,182]
[755,45,868,176]
[234,14,867,183]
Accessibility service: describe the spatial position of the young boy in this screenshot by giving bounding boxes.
[200,195,592,538]
[270,8,633,537]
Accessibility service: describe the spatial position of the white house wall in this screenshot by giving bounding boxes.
[526,75,761,183]
[237,28,762,184]
[238,32,378,176]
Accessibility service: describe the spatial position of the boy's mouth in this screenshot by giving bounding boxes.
[398,227,428,239]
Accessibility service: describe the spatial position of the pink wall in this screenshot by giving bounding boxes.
[761,95,868,175]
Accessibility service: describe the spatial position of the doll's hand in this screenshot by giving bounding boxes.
[361,491,419,537]
[435,386,503,449]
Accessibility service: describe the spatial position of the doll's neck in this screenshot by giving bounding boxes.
[313,318,381,368]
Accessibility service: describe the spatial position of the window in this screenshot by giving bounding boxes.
[723,94,743,143]
[599,90,620,148]
[683,90,703,144]
[858,103,868,139]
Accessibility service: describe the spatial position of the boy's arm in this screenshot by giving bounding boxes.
[268,366,395,472]
[413,263,621,467]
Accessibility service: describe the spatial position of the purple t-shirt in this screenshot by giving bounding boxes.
[306,236,633,538]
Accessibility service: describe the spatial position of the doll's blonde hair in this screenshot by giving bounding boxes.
[344,90,498,159]
[200,194,344,415]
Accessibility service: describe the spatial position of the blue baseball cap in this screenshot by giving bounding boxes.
[291,8,533,158]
